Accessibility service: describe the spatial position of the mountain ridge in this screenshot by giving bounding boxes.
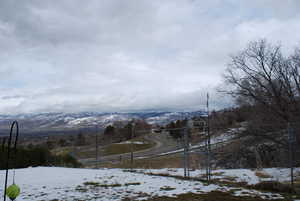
[0,111,206,136]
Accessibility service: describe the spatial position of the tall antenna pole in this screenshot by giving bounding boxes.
[186,119,193,179]
[183,127,187,178]
[207,93,211,182]
[288,122,295,190]
[130,120,135,170]
[95,125,99,169]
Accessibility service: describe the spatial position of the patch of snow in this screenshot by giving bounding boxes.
[0,167,221,201]
[0,167,288,201]
[67,117,98,125]
[116,141,147,145]
[234,189,283,200]
[139,167,300,185]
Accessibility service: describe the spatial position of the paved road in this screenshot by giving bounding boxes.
[78,132,180,166]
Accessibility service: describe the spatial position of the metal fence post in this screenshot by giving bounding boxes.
[206,93,211,183]
[288,122,295,190]
[95,126,99,169]
[187,120,194,178]
[183,127,187,178]
[130,121,135,170]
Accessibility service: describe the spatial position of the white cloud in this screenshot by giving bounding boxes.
[0,0,299,114]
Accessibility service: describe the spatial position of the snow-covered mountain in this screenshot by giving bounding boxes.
[0,111,206,135]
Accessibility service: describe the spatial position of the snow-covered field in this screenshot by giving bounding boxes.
[139,167,300,185]
[0,167,291,201]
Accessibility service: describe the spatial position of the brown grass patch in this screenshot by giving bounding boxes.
[130,191,288,201]
[255,171,273,179]
[104,142,154,156]
[251,181,293,193]
[83,181,122,188]
[211,171,225,176]
[100,154,183,169]
[124,182,141,186]
[222,175,238,182]
[160,186,176,191]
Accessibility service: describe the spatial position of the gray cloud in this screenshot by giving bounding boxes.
[0,0,299,114]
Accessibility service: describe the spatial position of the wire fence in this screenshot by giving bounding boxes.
[88,119,300,190]
[0,119,299,190]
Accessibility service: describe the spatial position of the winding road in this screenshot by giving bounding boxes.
[78,132,179,166]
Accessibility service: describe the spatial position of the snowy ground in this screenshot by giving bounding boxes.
[139,167,300,185]
[0,167,290,201]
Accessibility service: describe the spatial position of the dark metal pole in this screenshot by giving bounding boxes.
[183,127,187,178]
[187,129,190,178]
[186,120,193,179]
[130,121,135,170]
[207,93,211,183]
[4,121,19,201]
[95,126,99,169]
[288,122,295,190]
[205,122,209,182]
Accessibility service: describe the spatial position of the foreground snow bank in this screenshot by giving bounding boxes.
[0,167,285,201]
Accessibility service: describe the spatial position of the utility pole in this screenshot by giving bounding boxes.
[183,127,188,178]
[130,120,135,170]
[95,126,99,169]
[186,119,193,178]
[288,122,295,190]
[206,93,211,183]
[183,119,193,179]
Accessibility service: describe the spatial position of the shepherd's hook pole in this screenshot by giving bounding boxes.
[4,121,19,201]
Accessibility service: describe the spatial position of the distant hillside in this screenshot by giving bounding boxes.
[0,111,206,136]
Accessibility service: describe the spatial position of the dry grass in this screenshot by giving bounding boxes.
[51,147,73,156]
[124,191,289,201]
[100,154,183,169]
[255,171,273,179]
[83,181,122,188]
[211,171,225,176]
[159,186,176,191]
[124,182,141,186]
[222,175,239,182]
[74,136,156,159]
[103,142,154,156]
[99,152,205,169]
[252,181,293,193]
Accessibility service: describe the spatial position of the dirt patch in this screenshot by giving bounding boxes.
[159,186,176,191]
[126,191,289,201]
[255,171,273,179]
[100,154,183,169]
[252,181,294,193]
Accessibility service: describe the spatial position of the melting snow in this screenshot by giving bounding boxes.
[0,167,288,201]
[140,167,300,185]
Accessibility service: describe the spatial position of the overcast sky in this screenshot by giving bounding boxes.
[0,0,300,114]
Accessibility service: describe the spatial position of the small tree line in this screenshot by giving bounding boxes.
[0,145,81,169]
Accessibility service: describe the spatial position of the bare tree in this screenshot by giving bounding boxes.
[222,39,300,150]
[223,39,300,123]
